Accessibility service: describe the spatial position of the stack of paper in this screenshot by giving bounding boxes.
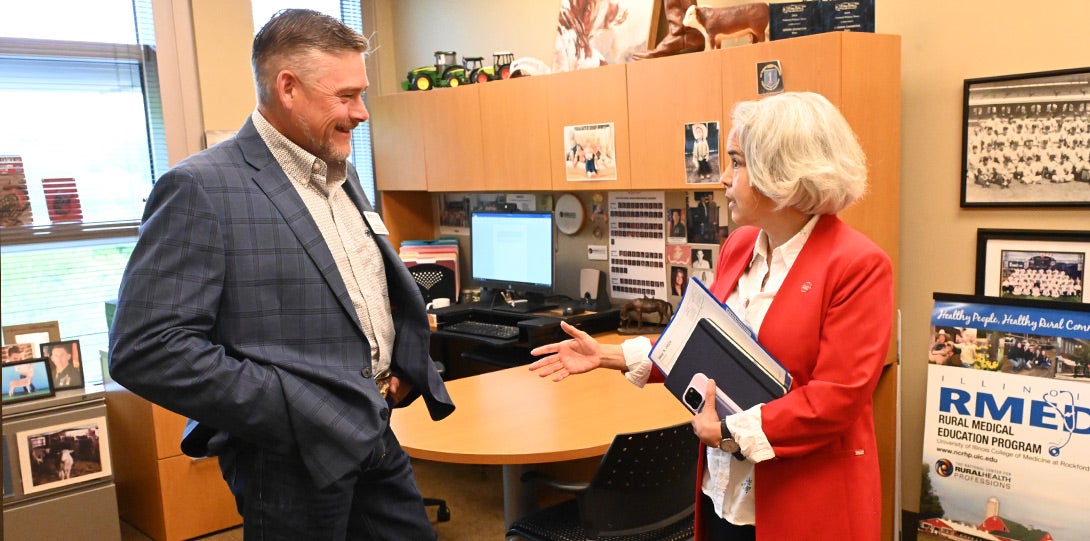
[650,277,791,415]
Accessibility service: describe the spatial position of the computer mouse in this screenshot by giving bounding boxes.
[562,304,585,316]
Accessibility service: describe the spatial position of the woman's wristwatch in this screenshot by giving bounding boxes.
[719,419,746,461]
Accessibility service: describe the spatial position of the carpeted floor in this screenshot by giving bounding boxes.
[414,460,507,539]
[119,459,506,541]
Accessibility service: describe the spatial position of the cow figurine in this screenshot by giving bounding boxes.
[682,3,769,51]
[620,297,674,331]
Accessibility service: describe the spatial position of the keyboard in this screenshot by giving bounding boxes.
[444,320,520,340]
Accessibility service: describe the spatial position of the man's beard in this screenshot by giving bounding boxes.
[298,118,352,167]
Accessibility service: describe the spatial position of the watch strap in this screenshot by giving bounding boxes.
[719,419,746,461]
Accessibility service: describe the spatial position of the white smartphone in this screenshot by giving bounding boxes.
[682,372,739,415]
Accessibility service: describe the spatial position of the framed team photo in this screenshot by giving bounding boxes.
[960,67,1090,208]
[15,416,112,494]
[2,358,54,405]
[974,229,1089,303]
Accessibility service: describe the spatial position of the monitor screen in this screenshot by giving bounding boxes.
[470,210,555,296]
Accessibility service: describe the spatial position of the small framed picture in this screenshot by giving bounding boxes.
[2,343,35,364]
[960,67,1090,208]
[40,340,84,391]
[15,416,112,495]
[2,321,61,357]
[975,229,1089,303]
[2,358,55,404]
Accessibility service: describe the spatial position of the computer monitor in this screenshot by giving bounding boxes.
[470,210,556,312]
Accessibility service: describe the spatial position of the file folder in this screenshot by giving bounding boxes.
[663,317,788,416]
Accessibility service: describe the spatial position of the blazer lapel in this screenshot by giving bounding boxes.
[760,215,837,334]
[236,119,363,332]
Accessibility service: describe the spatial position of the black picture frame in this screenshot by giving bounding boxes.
[974,228,1090,303]
[40,339,85,391]
[960,67,1090,208]
[2,358,55,404]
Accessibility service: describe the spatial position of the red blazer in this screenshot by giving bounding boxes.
[680,215,893,540]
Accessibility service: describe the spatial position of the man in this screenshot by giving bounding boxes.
[47,342,82,388]
[668,208,686,238]
[109,10,454,540]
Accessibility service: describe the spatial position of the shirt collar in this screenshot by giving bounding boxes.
[251,110,346,196]
[746,214,821,270]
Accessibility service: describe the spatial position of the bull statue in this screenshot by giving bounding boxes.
[619,296,674,331]
[682,3,769,51]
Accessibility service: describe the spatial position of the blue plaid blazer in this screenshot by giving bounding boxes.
[109,118,454,488]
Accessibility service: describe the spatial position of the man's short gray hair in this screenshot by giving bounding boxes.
[252,9,369,106]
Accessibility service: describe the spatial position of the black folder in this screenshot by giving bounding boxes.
[663,317,788,416]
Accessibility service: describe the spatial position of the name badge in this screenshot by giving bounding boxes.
[363,211,390,235]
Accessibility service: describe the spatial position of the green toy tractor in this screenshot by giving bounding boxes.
[401,51,468,91]
[465,52,515,84]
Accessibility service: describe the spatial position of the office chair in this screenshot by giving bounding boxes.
[408,262,456,304]
[506,422,698,541]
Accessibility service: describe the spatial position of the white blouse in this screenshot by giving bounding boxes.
[622,215,819,525]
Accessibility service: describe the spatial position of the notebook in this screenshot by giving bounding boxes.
[663,317,789,416]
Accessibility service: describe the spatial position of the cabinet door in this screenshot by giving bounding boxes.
[627,51,724,189]
[547,63,632,190]
[421,85,485,191]
[370,92,428,191]
[479,76,553,190]
[835,32,902,268]
[721,31,843,114]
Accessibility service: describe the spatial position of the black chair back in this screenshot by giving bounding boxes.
[578,422,699,537]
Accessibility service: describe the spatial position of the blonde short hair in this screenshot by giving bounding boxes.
[730,92,867,215]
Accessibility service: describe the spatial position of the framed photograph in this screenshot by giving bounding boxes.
[15,416,112,495]
[2,321,61,357]
[960,67,1090,208]
[40,340,84,391]
[975,229,1089,303]
[2,343,35,364]
[2,358,54,404]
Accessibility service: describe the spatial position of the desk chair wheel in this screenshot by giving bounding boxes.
[424,497,451,522]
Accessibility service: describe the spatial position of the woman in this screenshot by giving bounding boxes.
[671,266,688,296]
[530,92,893,540]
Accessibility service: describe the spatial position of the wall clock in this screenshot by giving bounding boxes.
[554,193,585,235]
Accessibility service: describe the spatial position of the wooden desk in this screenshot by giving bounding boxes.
[391,344,688,525]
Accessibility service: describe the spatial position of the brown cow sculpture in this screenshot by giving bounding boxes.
[619,296,674,331]
[682,3,769,51]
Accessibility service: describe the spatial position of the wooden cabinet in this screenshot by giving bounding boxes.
[626,51,724,189]
[105,384,241,541]
[370,91,428,191]
[714,32,903,266]
[546,63,632,190]
[479,75,553,191]
[3,391,121,541]
[420,85,485,191]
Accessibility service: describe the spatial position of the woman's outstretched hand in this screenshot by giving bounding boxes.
[528,321,603,381]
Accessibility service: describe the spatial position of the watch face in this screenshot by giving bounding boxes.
[719,438,740,453]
